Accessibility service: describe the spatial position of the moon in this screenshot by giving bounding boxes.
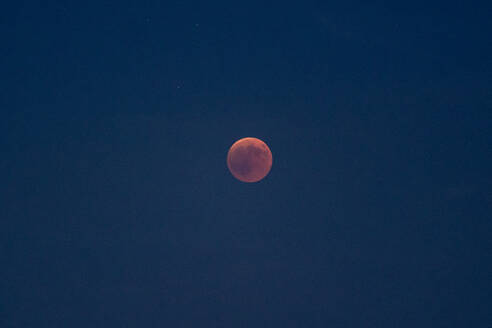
[227,137,273,183]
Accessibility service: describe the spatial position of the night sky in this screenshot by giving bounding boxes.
[1,1,491,327]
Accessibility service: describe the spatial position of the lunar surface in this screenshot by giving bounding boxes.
[227,137,272,183]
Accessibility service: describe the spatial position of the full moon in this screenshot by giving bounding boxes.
[227,137,273,183]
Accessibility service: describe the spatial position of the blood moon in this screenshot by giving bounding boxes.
[227,137,272,183]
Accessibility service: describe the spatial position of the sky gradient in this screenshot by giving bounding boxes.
[1,1,491,327]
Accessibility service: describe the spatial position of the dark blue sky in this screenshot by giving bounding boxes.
[1,1,491,327]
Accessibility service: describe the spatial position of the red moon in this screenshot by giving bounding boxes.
[227,137,273,183]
